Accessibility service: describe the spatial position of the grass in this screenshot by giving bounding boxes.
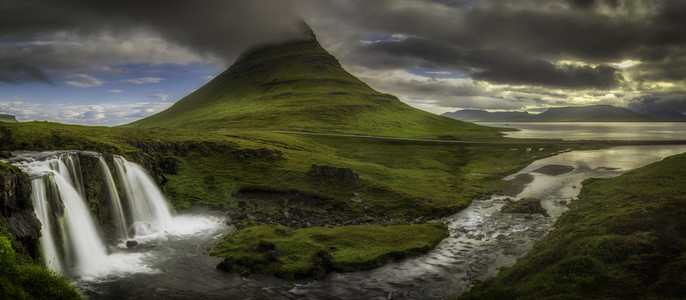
[0,122,574,218]
[210,222,449,279]
[124,37,502,140]
[459,152,686,299]
[0,207,79,299]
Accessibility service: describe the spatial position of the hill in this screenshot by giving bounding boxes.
[443,105,658,122]
[461,153,686,299]
[0,114,18,123]
[125,30,499,139]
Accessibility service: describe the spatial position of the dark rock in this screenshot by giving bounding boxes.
[237,199,247,209]
[257,239,276,252]
[216,257,235,272]
[310,164,358,184]
[126,240,139,248]
[501,198,549,217]
[0,163,42,258]
[265,250,279,262]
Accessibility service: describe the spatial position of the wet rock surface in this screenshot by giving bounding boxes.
[0,163,42,257]
[532,164,575,176]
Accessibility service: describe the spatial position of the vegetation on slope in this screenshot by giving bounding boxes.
[460,153,686,299]
[0,215,79,299]
[1,122,569,219]
[211,223,449,279]
[124,34,501,140]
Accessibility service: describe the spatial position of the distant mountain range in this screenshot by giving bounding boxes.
[0,114,18,123]
[442,105,686,122]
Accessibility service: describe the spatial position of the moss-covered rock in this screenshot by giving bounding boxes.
[500,197,548,217]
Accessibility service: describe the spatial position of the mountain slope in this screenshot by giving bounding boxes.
[535,105,656,122]
[443,105,657,122]
[125,33,499,139]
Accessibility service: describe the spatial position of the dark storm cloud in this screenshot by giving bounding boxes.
[0,0,305,83]
[312,0,686,89]
[361,39,621,89]
[0,61,53,84]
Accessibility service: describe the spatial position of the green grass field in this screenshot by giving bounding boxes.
[211,223,449,279]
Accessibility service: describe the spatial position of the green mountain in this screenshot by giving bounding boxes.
[443,105,658,122]
[0,114,18,123]
[125,31,499,139]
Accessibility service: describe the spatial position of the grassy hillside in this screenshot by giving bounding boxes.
[124,35,500,139]
[460,153,686,299]
[0,121,570,218]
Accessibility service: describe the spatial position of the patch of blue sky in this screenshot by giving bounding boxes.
[1,62,224,105]
[409,68,470,79]
[361,33,406,43]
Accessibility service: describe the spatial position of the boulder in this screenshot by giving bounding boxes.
[126,240,138,248]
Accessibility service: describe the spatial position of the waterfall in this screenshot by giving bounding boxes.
[114,156,174,236]
[31,178,63,273]
[7,151,176,277]
[65,155,86,199]
[51,172,108,275]
[97,156,129,240]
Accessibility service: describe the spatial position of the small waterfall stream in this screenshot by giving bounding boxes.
[97,156,129,241]
[113,156,174,236]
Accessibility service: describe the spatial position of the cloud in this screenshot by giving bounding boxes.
[0,61,54,84]
[150,93,169,101]
[0,100,173,125]
[65,74,103,87]
[119,77,163,84]
[105,89,123,93]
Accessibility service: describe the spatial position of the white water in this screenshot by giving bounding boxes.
[52,172,109,276]
[97,156,129,241]
[113,156,174,236]
[31,178,63,273]
[6,151,202,280]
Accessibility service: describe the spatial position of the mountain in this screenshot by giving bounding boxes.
[442,110,532,122]
[125,29,499,139]
[535,105,656,122]
[443,105,658,122]
[0,114,18,123]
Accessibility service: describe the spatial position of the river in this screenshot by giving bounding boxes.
[70,145,686,299]
[477,122,686,140]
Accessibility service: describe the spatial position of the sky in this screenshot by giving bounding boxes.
[1,0,685,125]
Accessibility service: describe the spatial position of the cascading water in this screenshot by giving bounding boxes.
[97,156,129,240]
[113,156,174,236]
[31,178,63,273]
[6,151,181,279]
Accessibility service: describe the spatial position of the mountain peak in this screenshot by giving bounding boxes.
[125,30,499,139]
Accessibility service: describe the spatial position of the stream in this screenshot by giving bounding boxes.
[11,145,686,299]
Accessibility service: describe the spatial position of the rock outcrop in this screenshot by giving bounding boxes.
[0,162,42,258]
[309,164,358,184]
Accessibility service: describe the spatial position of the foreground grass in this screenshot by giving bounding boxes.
[460,153,686,299]
[211,223,449,279]
[0,225,79,299]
